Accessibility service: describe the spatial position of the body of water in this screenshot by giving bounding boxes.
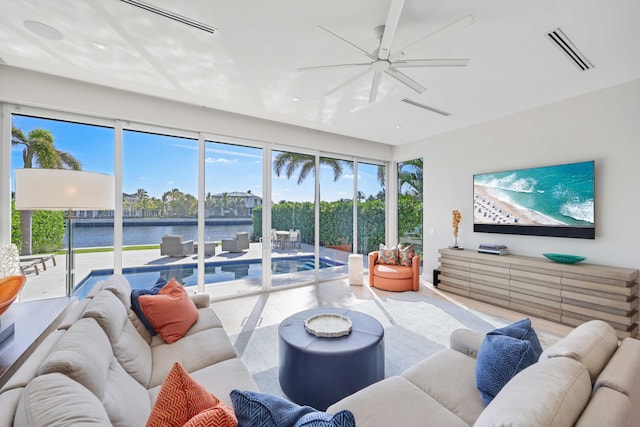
[75,256,343,298]
[69,223,254,248]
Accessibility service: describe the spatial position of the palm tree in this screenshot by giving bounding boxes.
[12,125,82,255]
[134,188,149,218]
[273,152,386,188]
[398,158,423,198]
[273,152,348,184]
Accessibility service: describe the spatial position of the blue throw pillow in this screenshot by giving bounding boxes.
[130,276,168,335]
[476,318,543,406]
[490,318,543,356]
[230,390,355,427]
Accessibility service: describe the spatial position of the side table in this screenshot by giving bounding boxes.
[348,254,364,286]
[0,297,75,388]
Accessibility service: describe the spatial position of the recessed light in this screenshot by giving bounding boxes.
[92,41,109,51]
[292,97,301,102]
[395,125,402,129]
[23,20,63,40]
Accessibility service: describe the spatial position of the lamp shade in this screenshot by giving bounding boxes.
[14,169,115,211]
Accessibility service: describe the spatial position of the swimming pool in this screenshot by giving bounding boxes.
[74,255,344,299]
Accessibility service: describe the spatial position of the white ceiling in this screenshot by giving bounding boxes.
[1,0,639,145]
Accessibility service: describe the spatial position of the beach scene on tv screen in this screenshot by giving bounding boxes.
[473,161,595,227]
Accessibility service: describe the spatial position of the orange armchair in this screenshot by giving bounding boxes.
[368,251,420,292]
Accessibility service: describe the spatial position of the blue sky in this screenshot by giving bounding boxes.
[11,115,384,202]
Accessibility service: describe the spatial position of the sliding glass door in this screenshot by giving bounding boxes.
[10,114,114,300]
[204,140,263,298]
[270,149,316,287]
[319,156,353,280]
[122,129,198,287]
[357,162,386,267]
[397,158,423,257]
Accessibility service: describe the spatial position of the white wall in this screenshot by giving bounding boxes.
[396,78,640,276]
[0,66,391,160]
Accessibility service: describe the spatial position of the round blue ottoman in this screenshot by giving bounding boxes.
[278,307,385,410]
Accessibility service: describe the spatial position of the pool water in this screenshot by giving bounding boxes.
[74,255,343,299]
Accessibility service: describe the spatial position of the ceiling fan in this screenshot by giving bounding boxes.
[298,0,473,103]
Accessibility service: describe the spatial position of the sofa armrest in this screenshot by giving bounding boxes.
[450,328,484,358]
[190,293,210,309]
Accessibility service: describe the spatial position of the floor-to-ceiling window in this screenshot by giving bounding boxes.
[357,162,386,267]
[4,105,391,302]
[204,140,263,298]
[319,156,353,280]
[122,129,198,286]
[397,158,423,258]
[11,114,114,300]
[270,149,317,287]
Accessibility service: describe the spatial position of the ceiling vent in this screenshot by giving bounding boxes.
[546,28,593,71]
[401,98,451,116]
[120,0,217,35]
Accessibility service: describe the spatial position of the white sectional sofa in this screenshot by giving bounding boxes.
[328,319,640,427]
[0,275,258,426]
[2,273,640,426]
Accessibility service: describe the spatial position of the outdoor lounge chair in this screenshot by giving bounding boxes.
[221,232,250,253]
[160,235,194,257]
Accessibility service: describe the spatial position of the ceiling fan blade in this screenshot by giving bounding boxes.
[389,15,474,61]
[317,26,377,61]
[378,0,405,60]
[298,62,372,72]
[326,69,372,96]
[369,71,383,103]
[392,58,469,67]
[384,67,426,94]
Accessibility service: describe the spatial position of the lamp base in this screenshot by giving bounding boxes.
[0,318,15,345]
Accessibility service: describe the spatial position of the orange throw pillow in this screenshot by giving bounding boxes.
[139,278,199,344]
[146,362,237,427]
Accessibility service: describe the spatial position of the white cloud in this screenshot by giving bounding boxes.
[205,157,237,164]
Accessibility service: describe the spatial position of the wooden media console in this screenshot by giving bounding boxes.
[438,248,639,338]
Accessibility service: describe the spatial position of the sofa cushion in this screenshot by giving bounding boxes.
[474,357,591,427]
[131,276,168,335]
[38,318,112,398]
[230,389,355,427]
[378,244,399,265]
[83,290,153,387]
[149,304,224,347]
[575,386,631,427]
[593,336,640,421]
[90,274,133,307]
[372,264,413,279]
[328,376,468,427]
[139,278,199,344]
[149,328,238,388]
[540,319,618,383]
[402,349,485,425]
[147,362,236,427]
[476,319,542,405]
[14,373,112,426]
[38,318,150,426]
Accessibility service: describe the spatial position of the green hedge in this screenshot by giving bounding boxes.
[11,201,65,253]
[253,199,388,255]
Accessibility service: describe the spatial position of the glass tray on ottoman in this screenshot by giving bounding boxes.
[304,313,352,338]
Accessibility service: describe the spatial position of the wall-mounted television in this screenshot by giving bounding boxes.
[473,160,595,239]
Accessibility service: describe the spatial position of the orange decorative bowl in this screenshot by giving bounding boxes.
[0,275,26,315]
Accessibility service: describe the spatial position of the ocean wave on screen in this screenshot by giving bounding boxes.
[481,173,537,194]
[560,199,594,224]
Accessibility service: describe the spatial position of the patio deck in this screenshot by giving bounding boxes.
[18,242,359,302]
